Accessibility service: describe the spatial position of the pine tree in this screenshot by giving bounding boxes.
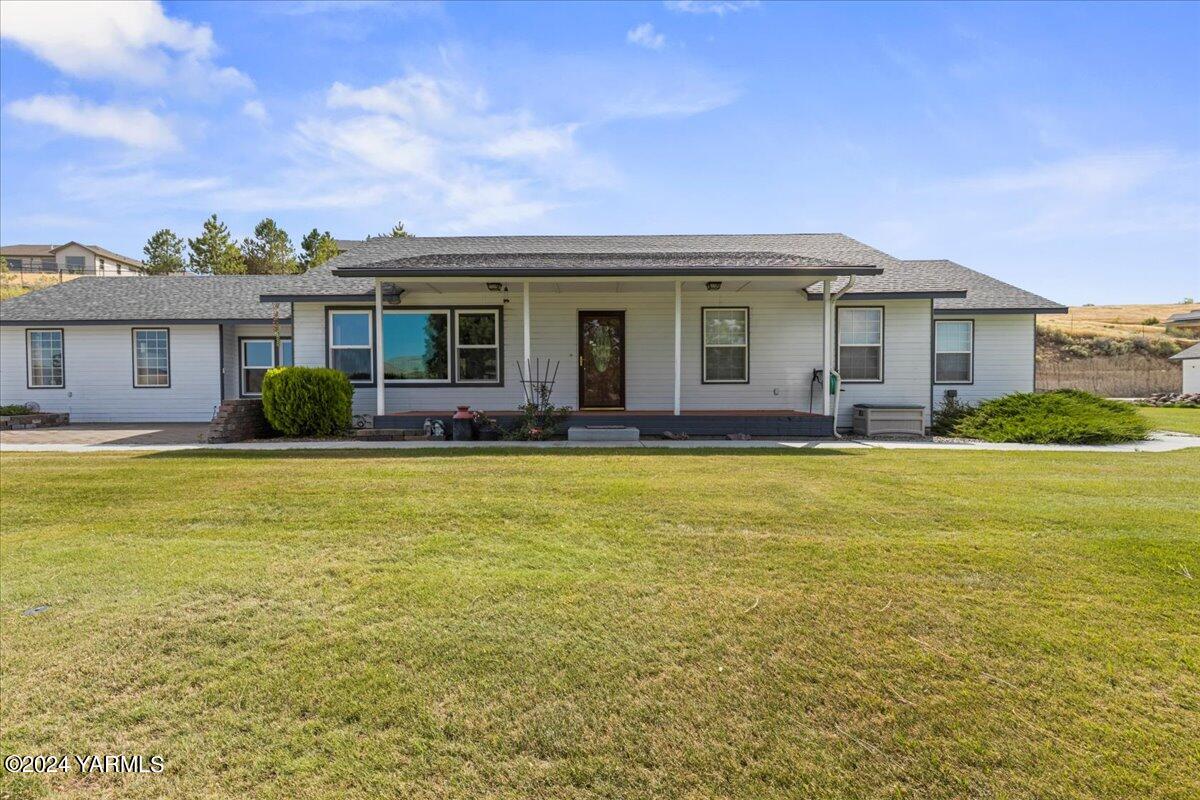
[142,229,186,274]
[240,218,297,275]
[299,229,340,271]
[188,214,245,274]
[369,220,413,239]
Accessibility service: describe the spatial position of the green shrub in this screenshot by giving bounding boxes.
[0,403,32,415]
[931,393,975,436]
[261,366,353,437]
[953,390,1149,445]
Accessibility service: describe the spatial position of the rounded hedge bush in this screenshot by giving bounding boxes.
[952,389,1149,445]
[261,366,353,437]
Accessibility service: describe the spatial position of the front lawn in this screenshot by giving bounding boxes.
[1138,405,1200,435]
[1,450,1197,799]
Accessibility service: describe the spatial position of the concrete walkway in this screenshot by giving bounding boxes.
[2,427,1197,454]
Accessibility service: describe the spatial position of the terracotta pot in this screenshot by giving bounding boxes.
[453,405,472,419]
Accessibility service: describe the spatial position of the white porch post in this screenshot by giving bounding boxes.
[673,279,682,415]
[821,279,832,417]
[522,280,531,373]
[374,279,385,416]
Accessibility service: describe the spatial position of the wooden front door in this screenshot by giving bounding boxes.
[578,311,625,409]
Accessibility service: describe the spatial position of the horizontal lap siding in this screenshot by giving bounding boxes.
[836,300,932,428]
[938,314,1034,406]
[221,323,289,399]
[0,324,222,422]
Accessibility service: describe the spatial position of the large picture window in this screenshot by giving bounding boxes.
[26,329,64,388]
[326,306,503,386]
[383,310,450,382]
[702,307,749,383]
[455,310,500,383]
[837,307,883,382]
[328,310,373,383]
[133,328,170,387]
[934,320,973,383]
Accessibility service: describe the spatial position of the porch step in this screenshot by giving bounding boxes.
[567,425,641,442]
[354,428,437,441]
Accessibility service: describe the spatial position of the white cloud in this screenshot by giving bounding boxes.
[627,23,666,50]
[664,1,759,15]
[293,73,596,228]
[241,100,269,123]
[0,0,252,92]
[5,94,179,150]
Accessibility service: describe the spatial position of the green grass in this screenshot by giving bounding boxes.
[954,389,1150,444]
[1138,405,1200,435]
[2,449,1197,799]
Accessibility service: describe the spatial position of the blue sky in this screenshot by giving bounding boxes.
[1,0,1197,304]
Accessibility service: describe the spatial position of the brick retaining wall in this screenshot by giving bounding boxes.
[0,412,69,430]
[205,399,272,443]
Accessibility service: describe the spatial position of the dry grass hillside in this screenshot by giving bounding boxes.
[1039,302,1198,341]
[1037,303,1197,397]
[0,271,81,300]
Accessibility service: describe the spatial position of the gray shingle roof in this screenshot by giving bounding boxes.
[805,259,1064,312]
[326,233,894,276]
[1169,342,1200,360]
[1166,310,1200,325]
[0,275,293,324]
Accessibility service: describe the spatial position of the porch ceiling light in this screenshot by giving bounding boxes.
[486,282,503,292]
[706,281,722,291]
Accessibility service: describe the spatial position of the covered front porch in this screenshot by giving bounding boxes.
[356,272,859,429]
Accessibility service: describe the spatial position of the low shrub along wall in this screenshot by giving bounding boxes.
[261,367,353,437]
[952,389,1149,445]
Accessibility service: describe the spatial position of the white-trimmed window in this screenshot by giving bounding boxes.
[934,320,973,383]
[328,310,373,383]
[455,309,500,383]
[279,339,293,367]
[133,328,170,387]
[26,329,64,388]
[837,307,883,382]
[383,310,450,383]
[702,307,749,383]
[241,339,278,396]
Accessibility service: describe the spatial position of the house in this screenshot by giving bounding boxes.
[1169,342,1200,393]
[0,233,1065,432]
[1,242,143,276]
[1165,310,1200,333]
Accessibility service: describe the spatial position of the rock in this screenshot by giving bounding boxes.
[661,430,689,440]
[725,433,751,440]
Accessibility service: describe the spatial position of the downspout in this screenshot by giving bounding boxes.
[827,276,855,438]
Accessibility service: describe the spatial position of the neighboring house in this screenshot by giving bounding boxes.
[1169,342,1200,393]
[0,233,1065,430]
[1165,310,1200,333]
[1,242,143,276]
